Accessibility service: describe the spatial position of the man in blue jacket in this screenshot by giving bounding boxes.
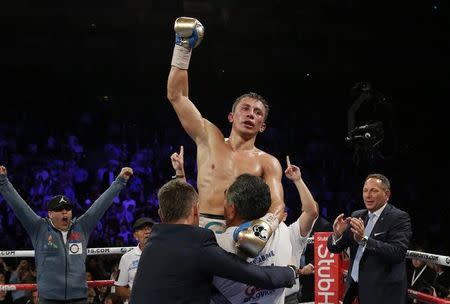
[0,165,133,304]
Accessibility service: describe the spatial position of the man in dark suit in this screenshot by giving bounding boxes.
[298,205,333,302]
[327,173,412,304]
[129,179,298,304]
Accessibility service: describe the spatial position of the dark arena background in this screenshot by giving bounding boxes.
[1,0,449,291]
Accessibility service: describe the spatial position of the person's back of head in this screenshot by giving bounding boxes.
[105,293,123,304]
[225,174,271,222]
[157,179,199,224]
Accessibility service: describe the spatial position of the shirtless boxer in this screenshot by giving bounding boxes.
[167,17,285,243]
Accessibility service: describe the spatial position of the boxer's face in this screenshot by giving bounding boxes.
[228,98,266,136]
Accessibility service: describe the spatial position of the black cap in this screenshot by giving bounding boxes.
[47,195,73,211]
[132,217,155,231]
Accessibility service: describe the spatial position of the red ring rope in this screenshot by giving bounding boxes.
[0,280,114,292]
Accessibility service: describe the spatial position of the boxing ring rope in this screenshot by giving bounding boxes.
[313,232,450,304]
[0,246,134,258]
[0,247,131,292]
[1,241,449,302]
[0,280,114,292]
[408,289,450,304]
[406,250,450,268]
[306,236,450,266]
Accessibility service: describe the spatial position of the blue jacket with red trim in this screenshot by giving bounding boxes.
[0,174,127,301]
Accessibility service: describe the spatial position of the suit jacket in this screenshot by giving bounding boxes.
[432,269,450,298]
[299,216,333,302]
[327,204,412,304]
[129,223,296,304]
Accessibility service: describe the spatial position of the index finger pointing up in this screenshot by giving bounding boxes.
[286,155,291,167]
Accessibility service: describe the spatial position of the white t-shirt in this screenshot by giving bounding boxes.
[285,218,311,297]
[115,245,142,288]
[213,219,308,304]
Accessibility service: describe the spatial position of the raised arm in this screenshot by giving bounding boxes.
[170,145,187,183]
[0,165,40,234]
[79,167,132,232]
[167,17,208,144]
[284,156,318,237]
